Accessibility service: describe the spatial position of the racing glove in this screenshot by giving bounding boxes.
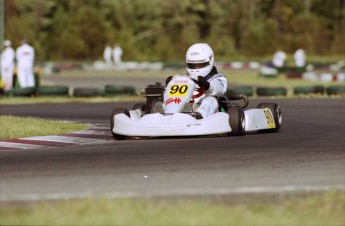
[197,76,210,90]
[165,76,173,86]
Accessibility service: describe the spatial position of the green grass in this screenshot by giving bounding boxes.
[0,95,146,105]
[0,115,89,139]
[0,191,344,225]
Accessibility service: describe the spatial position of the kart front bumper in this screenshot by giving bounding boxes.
[112,111,231,137]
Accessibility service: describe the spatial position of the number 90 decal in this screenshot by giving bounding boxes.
[168,84,189,97]
[263,108,275,128]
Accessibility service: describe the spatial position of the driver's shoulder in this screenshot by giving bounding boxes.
[209,72,226,81]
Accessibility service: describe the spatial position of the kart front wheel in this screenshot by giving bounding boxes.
[257,103,282,132]
[110,108,130,139]
[227,107,245,136]
[132,103,146,112]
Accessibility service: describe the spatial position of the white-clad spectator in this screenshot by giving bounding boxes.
[1,40,15,90]
[103,44,112,66]
[294,48,306,67]
[16,40,35,88]
[272,50,286,68]
[113,44,123,64]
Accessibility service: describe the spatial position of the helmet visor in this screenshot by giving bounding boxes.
[187,62,210,69]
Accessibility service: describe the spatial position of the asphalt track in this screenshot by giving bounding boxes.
[0,98,344,201]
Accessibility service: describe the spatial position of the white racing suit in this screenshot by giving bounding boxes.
[113,46,123,64]
[16,43,35,88]
[1,47,15,90]
[193,67,227,118]
[103,46,112,65]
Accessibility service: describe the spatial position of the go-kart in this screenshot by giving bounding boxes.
[110,75,282,139]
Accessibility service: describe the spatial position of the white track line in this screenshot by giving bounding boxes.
[0,141,44,149]
[1,184,344,202]
[71,130,110,135]
[21,135,110,144]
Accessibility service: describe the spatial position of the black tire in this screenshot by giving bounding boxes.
[256,87,287,96]
[122,86,136,95]
[5,87,36,97]
[224,92,249,109]
[132,103,146,111]
[73,88,103,97]
[227,107,245,136]
[105,85,123,96]
[293,85,324,95]
[145,98,163,114]
[151,99,164,113]
[326,85,345,95]
[132,103,146,117]
[105,85,136,96]
[257,103,282,132]
[313,85,325,94]
[227,86,254,97]
[110,108,130,140]
[37,85,69,96]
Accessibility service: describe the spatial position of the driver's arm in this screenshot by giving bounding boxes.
[207,74,227,96]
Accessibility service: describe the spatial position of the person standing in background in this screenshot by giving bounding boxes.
[294,48,306,68]
[1,40,15,90]
[16,40,35,88]
[103,44,113,66]
[113,44,123,64]
[272,49,286,72]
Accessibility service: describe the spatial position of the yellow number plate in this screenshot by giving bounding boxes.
[168,84,189,97]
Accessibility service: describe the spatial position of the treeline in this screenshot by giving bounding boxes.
[3,0,345,61]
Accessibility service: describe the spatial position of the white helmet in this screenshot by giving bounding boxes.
[3,40,11,46]
[186,43,214,79]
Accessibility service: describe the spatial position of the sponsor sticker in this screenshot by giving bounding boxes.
[173,80,189,84]
[166,97,182,105]
[263,108,275,128]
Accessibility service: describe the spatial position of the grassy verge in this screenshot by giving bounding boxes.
[0,95,145,105]
[0,191,344,225]
[0,115,89,139]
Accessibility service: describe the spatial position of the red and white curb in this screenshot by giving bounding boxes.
[0,126,113,151]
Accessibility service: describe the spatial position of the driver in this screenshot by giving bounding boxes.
[166,43,227,119]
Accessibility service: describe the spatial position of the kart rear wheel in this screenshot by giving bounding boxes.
[146,98,163,114]
[132,103,146,117]
[257,103,282,132]
[152,99,163,113]
[227,107,245,136]
[110,108,130,139]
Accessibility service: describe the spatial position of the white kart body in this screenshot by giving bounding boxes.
[112,75,278,137]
